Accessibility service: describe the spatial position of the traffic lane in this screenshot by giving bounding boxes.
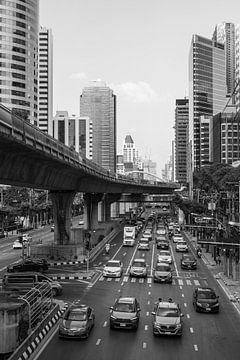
[182,281,240,360]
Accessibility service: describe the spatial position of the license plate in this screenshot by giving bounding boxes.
[120,323,126,327]
[165,331,171,335]
[206,308,211,311]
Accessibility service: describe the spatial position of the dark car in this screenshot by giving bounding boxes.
[7,258,49,273]
[152,298,184,336]
[193,287,219,313]
[59,302,95,339]
[109,297,141,330]
[181,254,197,270]
[153,262,172,283]
[156,239,169,250]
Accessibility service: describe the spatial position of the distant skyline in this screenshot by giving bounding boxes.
[40,0,240,176]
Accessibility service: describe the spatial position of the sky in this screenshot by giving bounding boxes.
[40,0,240,177]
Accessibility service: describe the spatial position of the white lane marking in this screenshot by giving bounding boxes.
[178,279,183,285]
[123,252,126,256]
[0,266,7,272]
[131,278,136,283]
[118,289,121,292]
[194,280,200,286]
[147,278,152,284]
[172,279,176,285]
[190,327,194,333]
[111,243,123,260]
[99,277,104,282]
[146,311,149,316]
[148,291,151,295]
[180,285,182,289]
[126,244,139,274]
[139,278,144,283]
[123,276,128,282]
[184,303,187,307]
[170,243,179,277]
[121,282,124,286]
[143,342,147,349]
[150,240,155,277]
[186,279,192,285]
[182,294,185,298]
[115,278,120,282]
[103,321,107,327]
[203,280,208,286]
[194,345,198,351]
[142,253,145,257]
[144,325,148,331]
[147,300,150,305]
[107,278,112,282]
[187,314,190,318]
[96,339,101,346]
[98,262,102,265]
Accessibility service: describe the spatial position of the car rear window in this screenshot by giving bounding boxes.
[132,261,146,267]
[156,264,170,271]
[114,302,135,312]
[66,310,87,321]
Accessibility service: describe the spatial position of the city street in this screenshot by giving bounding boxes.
[26,227,240,360]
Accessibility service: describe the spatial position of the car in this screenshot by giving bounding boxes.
[7,258,49,273]
[109,297,141,330]
[157,250,172,264]
[138,239,150,250]
[59,302,95,339]
[181,254,197,270]
[12,239,26,249]
[129,258,147,277]
[156,239,169,250]
[153,262,172,283]
[156,228,166,235]
[175,240,188,252]
[193,287,219,313]
[173,234,183,243]
[50,225,55,232]
[152,298,184,336]
[142,231,152,240]
[103,260,123,278]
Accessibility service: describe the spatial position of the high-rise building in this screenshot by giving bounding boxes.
[189,34,227,171]
[52,111,92,158]
[123,134,139,164]
[80,80,116,172]
[0,0,39,124]
[38,26,53,134]
[213,22,236,99]
[175,98,189,184]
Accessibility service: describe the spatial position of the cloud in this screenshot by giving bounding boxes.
[111,81,160,103]
[70,72,87,79]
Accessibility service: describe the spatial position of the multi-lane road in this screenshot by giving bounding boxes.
[15,223,238,360]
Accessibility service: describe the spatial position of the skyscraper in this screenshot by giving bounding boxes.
[189,34,227,171]
[38,26,53,134]
[212,22,236,99]
[175,98,189,184]
[80,80,116,172]
[123,134,138,164]
[0,0,39,124]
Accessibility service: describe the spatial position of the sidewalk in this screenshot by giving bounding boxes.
[184,231,240,310]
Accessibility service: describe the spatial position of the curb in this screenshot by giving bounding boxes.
[49,260,85,266]
[10,303,69,360]
[50,273,94,280]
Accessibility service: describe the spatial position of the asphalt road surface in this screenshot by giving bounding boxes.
[31,227,240,360]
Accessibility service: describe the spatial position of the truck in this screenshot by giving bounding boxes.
[123,226,136,246]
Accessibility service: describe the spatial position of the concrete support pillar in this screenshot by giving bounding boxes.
[102,194,122,222]
[50,190,76,245]
[83,193,103,230]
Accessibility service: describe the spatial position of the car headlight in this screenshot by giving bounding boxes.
[176,323,182,329]
[196,301,203,307]
[59,324,67,331]
[110,315,117,320]
[131,317,138,321]
[153,322,160,328]
[211,302,219,307]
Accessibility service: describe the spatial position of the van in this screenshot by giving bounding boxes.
[2,272,62,296]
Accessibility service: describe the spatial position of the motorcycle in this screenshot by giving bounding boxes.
[105,244,110,254]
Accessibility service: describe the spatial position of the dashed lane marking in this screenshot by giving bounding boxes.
[190,327,194,333]
[96,339,101,346]
[143,342,147,349]
[194,345,198,351]
[103,321,107,327]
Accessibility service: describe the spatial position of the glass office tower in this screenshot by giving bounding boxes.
[80,80,116,172]
[189,35,227,171]
[0,0,39,124]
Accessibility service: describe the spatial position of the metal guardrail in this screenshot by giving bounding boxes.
[89,226,123,261]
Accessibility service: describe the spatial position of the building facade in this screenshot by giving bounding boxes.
[38,26,53,134]
[123,134,138,164]
[189,34,227,171]
[80,80,116,173]
[52,111,92,158]
[0,0,39,124]
[175,98,189,184]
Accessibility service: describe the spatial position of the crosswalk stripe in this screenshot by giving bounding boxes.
[99,276,104,281]
[202,280,208,286]
[186,280,192,285]
[131,278,136,283]
[147,278,152,284]
[115,278,120,282]
[107,278,112,281]
[194,280,200,286]
[139,278,144,283]
[178,279,184,285]
[172,279,176,285]
[96,276,208,286]
[123,276,128,282]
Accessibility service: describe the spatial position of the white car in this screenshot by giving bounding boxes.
[103,260,123,278]
[173,234,183,243]
[157,250,172,264]
[12,239,24,249]
[176,241,188,252]
[156,228,166,235]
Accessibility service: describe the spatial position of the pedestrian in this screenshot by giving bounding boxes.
[216,255,221,265]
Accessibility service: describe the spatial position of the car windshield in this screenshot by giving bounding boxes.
[140,240,148,244]
[155,265,170,271]
[106,261,120,267]
[178,241,186,245]
[159,251,170,256]
[183,256,194,261]
[156,308,179,317]
[114,302,135,312]
[65,310,87,321]
[198,291,216,300]
[132,261,145,267]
